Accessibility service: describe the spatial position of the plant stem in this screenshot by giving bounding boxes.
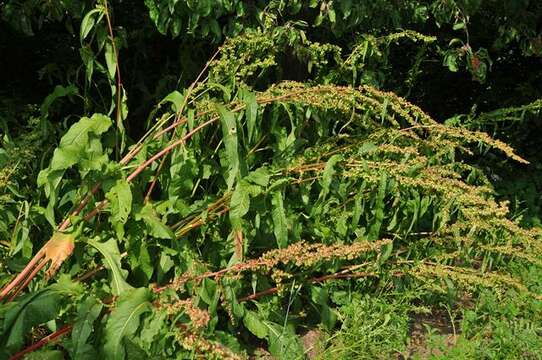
[8,325,73,360]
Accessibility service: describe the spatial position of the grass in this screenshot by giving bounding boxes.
[316,265,542,360]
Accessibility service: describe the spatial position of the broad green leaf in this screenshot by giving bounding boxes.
[103,288,151,360]
[340,0,353,17]
[0,148,8,166]
[379,240,394,265]
[267,322,304,358]
[328,8,337,23]
[105,180,132,239]
[105,42,117,80]
[80,8,103,41]
[453,22,466,31]
[168,154,198,201]
[2,290,62,352]
[311,287,337,330]
[351,190,363,228]
[70,296,103,360]
[80,13,95,40]
[40,84,79,118]
[200,278,221,316]
[319,154,342,200]
[58,114,112,151]
[2,276,82,352]
[135,204,175,239]
[368,174,387,240]
[245,167,270,187]
[230,182,250,229]
[125,229,153,283]
[241,89,258,142]
[157,252,174,284]
[243,311,267,339]
[271,191,288,248]
[37,114,112,212]
[123,338,148,359]
[139,311,167,347]
[87,238,132,296]
[80,46,95,83]
[443,51,460,72]
[160,90,184,112]
[216,104,240,190]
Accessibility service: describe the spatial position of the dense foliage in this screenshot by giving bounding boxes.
[1,1,541,359]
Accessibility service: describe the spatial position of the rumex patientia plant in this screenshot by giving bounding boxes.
[1,74,540,358]
[0,2,541,358]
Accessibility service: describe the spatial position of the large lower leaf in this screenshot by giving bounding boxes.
[102,288,151,360]
[70,296,103,360]
[1,276,82,353]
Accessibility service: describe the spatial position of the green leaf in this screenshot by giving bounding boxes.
[241,89,258,142]
[105,180,132,239]
[310,287,337,330]
[103,288,151,360]
[453,22,466,31]
[135,204,175,239]
[37,114,112,207]
[80,8,103,41]
[40,84,79,118]
[319,155,342,200]
[118,86,129,152]
[267,322,304,358]
[245,167,270,187]
[340,0,352,18]
[2,290,62,352]
[379,240,394,265]
[105,42,117,80]
[368,174,387,240]
[243,311,267,339]
[70,296,103,360]
[123,338,148,359]
[230,182,250,229]
[443,51,460,72]
[216,104,240,190]
[87,238,132,296]
[199,278,220,315]
[271,191,288,248]
[139,311,167,348]
[160,90,184,112]
[80,46,95,83]
[2,277,81,352]
[328,8,337,23]
[321,304,337,330]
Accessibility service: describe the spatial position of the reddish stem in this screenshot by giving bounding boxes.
[126,115,219,183]
[144,155,168,203]
[0,251,45,301]
[8,325,73,360]
[58,182,102,231]
[8,260,48,302]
